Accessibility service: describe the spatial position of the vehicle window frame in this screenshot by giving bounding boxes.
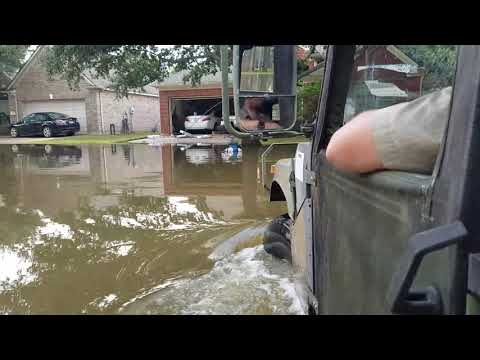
[34,113,48,122]
[48,112,69,120]
[23,114,35,124]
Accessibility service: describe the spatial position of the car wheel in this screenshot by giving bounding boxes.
[42,126,52,138]
[263,213,292,263]
[10,128,18,138]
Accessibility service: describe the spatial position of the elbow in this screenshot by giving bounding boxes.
[325,131,352,171]
[325,114,384,174]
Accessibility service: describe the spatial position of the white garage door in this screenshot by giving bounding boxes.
[22,100,87,133]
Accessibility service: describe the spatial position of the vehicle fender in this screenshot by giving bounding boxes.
[270,158,295,219]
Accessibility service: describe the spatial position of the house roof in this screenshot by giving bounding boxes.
[82,69,158,95]
[7,46,158,96]
[158,69,233,90]
[364,80,408,98]
[354,45,418,67]
[6,46,43,91]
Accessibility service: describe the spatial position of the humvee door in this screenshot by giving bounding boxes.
[310,45,473,314]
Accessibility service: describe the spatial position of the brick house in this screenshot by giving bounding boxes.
[6,46,160,134]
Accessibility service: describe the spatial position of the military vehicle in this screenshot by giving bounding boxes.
[220,44,480,315]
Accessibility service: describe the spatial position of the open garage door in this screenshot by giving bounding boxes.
[22,100,87,133]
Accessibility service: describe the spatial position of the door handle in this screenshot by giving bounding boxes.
[386,221,467,315]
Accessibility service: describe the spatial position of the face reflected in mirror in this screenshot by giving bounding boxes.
[237,97,282,131]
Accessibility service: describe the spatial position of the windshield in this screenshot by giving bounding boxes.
[48,112,70,120]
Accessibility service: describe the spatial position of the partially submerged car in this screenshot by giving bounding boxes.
[10,112,80,138]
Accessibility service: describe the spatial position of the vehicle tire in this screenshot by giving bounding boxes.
[42,126,53,138]
[10,128,18,138]
[263,213,292,263]
[68,131,75,136]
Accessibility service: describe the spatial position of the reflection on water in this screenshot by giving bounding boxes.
[0,142,301,314]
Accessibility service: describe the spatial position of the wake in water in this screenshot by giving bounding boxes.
[119,245,305,315]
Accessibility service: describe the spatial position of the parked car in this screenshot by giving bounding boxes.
[10,112,80,138]
[0,112,10,135]
[185,113,220,133]
[184,102,234,133]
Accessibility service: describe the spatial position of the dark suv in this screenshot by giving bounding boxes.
[10,112,80,138]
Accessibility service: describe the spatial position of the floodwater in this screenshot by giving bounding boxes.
[0,142,304,314]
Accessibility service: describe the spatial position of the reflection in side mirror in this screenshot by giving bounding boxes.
[240,47,274,93]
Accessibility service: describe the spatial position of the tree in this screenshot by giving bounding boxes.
[396,45,457,90]
[43,45,225,97]
[0,45,30,74]
[44,45,323,98]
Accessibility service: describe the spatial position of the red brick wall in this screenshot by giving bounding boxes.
[352,47,424,95]
[159,87,232,134]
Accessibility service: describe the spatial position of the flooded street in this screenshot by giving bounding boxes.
[0,142,303,314]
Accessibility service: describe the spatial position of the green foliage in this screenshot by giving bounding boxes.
[297,80,322,122]
[0,45,29,74]
[43,45,173,97]
[43,45,229,98]
[44,45,319,99]
[397,45,457,90]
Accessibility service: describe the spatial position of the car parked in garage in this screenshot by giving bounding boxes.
[10,112,80,138]
[184,101,234,133]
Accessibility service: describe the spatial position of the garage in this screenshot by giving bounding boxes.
[158,69,233,135]
[171,97,234,134]
[22,100,87,133]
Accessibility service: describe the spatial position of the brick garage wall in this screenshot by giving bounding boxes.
[160,87,233,134]
[100,91,160,133]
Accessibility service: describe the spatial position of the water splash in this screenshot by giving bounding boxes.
[119,245,305,315]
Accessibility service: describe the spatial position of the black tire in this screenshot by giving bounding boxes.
[263,213,292,263]
[42,126,52,138]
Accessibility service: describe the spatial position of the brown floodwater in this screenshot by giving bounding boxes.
[0,142,304,314]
